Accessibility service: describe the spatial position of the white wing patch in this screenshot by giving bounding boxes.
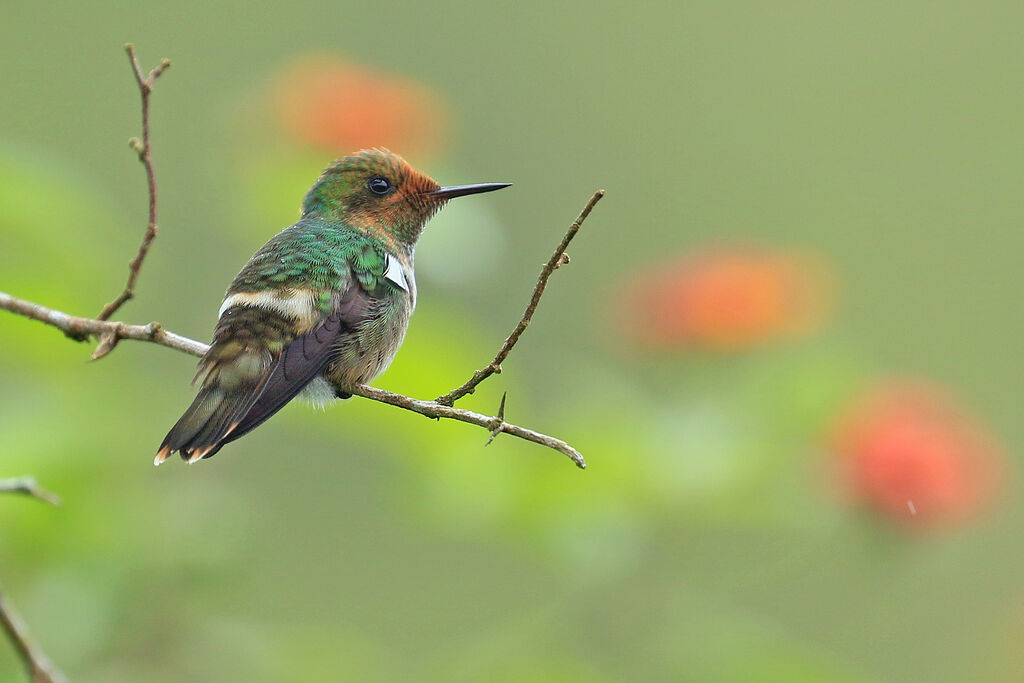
[384,253,409,292]
[218,288,320,330]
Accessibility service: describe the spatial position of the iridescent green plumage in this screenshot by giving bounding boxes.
[156,149,509,464]
[230,220,391,305]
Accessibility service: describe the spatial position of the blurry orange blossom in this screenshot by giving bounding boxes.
[618,246,831,351]
[830,382,1004,529]
[271,54,448,158]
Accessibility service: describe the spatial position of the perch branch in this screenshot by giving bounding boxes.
[95,45,171,322]
[0,291,587,468]
[435,189,604,406]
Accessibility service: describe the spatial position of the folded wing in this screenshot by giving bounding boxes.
[156,285,371,464]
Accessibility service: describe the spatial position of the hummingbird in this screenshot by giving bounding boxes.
[155,148,509,465]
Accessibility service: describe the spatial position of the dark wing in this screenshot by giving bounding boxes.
[213,313,346,448]
[212,283,376,452]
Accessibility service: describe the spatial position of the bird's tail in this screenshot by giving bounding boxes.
[155,306,293,464]
[155,382,264,465]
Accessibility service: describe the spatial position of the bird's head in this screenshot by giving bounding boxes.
[301,148,509,248]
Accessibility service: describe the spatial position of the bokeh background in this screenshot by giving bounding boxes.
[2,2,1022,681]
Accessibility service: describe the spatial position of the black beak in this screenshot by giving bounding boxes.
[426,182,512,200]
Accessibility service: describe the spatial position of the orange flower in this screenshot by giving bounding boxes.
[830,382,1004,529]
[271,55,448,158]
[619,246,831,351]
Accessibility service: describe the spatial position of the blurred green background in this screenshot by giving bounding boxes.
[2,1,1022,681]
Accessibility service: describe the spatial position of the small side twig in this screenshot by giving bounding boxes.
[0,478,60,506]
[96,44,171,322]
[485,392,508,446]
[435,189,605,406]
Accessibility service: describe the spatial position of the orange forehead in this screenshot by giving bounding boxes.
[345,148,439,194]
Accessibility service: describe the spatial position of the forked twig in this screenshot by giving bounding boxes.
[95,45,171,322]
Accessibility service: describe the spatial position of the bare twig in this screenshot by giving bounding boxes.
[96,45,171,321]
[435,189,605,406]
[0,586,68,683]
[0,478,60,506]
[0,290,587,469]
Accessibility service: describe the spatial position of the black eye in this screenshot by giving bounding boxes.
[367,177,392,195]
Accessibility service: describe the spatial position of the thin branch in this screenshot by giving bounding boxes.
[96,45,171,322]
[435,189,605,406]
[0,479,64,679]
[0,478,67,683]
[355,386,584,468]
[0,586,68,683]
[0,290,587,469]
[1,291,206,359]
[0,478,60,506]
[0,488,66,681]
[0,585,69,683]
